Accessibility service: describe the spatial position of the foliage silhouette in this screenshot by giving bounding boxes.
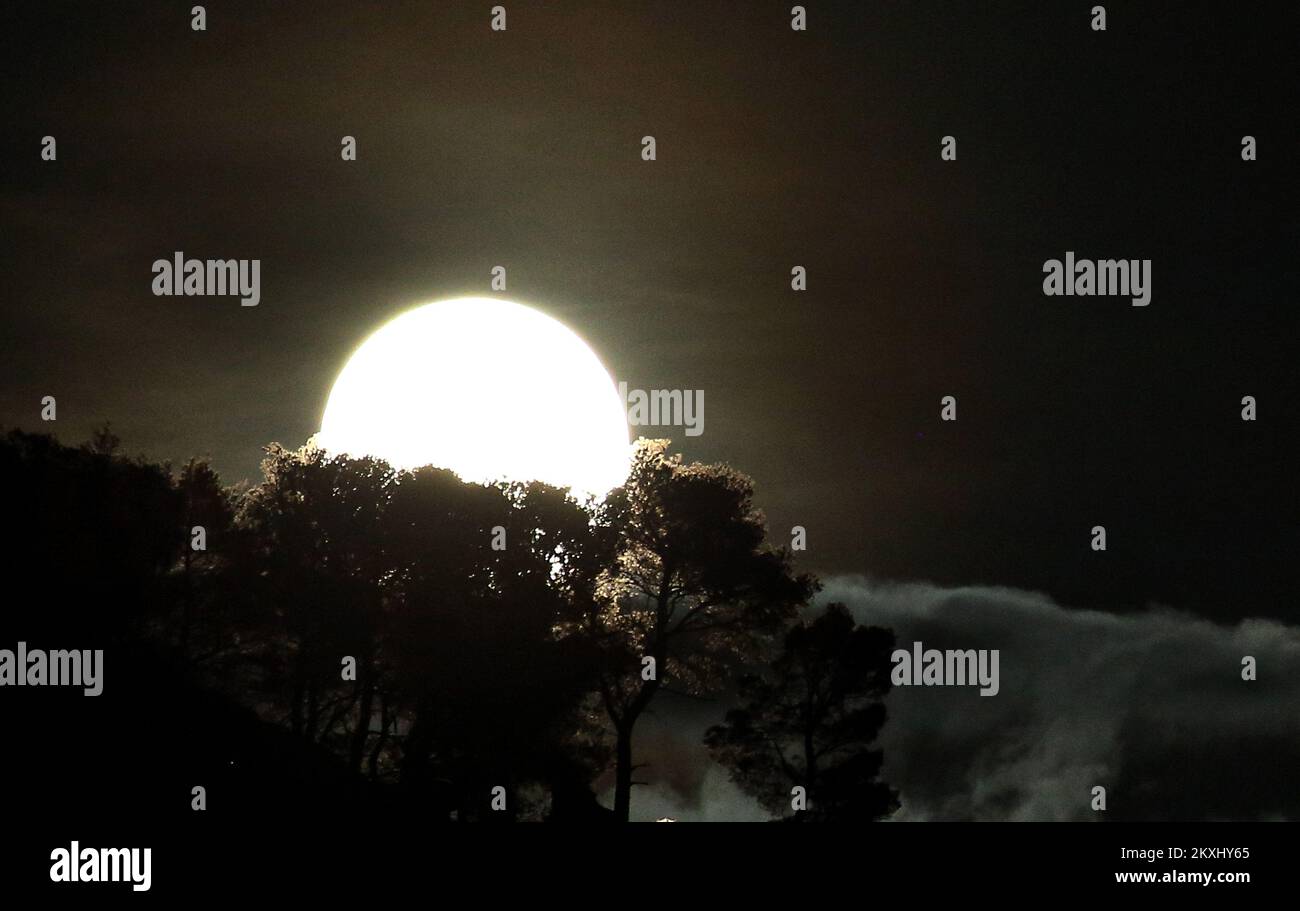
[0,427,894,822]
[574,439,818,821]
[705,603,899,821]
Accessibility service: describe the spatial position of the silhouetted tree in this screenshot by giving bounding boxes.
[236,443,398,770]
[387,468,607,819]
[171,457,236,657]
[83,421,121,457]
[4,423,841,823]
[2,428,181,641]
[705,602,898,821]
[573,439,816,821]
[0,429,364,825]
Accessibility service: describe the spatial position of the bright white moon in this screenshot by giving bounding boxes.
[318,297,630,496]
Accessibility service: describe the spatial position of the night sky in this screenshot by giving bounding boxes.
[3,0,1295,631]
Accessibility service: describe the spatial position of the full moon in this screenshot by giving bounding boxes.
[318,297,631,496]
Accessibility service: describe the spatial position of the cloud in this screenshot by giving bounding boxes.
[624,577,1300,821]
[821,577,1300,821]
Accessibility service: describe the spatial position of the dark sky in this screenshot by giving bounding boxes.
[3,1,1295,623]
